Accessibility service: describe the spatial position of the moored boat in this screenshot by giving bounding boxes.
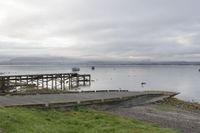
[91,66,95,70]
[72,67,80,72]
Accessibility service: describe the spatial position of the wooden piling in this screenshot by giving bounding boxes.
[0,73,91,93]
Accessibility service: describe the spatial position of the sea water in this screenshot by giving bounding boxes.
[0,65,199,103]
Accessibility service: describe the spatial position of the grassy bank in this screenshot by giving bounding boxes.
[0,107,180,133]
[161,98,200,111]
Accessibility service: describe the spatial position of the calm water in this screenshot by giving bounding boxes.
[0,65,200,103]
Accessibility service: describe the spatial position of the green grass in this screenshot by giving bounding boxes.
[0,107,180,133]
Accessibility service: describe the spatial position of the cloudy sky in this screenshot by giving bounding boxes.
[0,0,200,61]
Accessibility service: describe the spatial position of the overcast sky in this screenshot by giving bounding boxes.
[0,0,200,61]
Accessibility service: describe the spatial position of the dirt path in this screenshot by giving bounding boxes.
[91,96,200,133]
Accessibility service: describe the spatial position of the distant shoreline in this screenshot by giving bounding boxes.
[1,63,200,66]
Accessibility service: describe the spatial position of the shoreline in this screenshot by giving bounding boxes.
[0,94,199,133]
[90,97,200,133]
[159,97,200,111]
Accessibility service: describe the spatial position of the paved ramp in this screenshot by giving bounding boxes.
[0,91,179,108]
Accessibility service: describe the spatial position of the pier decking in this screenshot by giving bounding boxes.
[0,91,179,107]
[0,73,91,93]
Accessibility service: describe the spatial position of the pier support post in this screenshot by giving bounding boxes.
[69,74,71,90]
[0,73,91,93]
[52,75,54,90]
[46,76,48,89]
[0,77,5,93]
[61,74,63,90]
[55,76,57,90]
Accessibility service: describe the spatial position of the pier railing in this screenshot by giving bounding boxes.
[0,73,91,93]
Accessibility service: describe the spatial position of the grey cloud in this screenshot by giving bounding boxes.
[0,0,200,61]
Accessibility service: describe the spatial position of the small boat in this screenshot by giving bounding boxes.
[72,67,80,72]
[91,66,95,70]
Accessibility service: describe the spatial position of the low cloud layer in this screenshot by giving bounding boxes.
[0,0,200,61]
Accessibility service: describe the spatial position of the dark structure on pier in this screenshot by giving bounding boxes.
[0,73,91,93]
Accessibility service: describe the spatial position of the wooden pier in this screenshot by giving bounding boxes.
[0,73,91,93]
[0,73,180,108]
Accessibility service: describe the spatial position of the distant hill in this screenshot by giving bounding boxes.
[1,56,200,65]
[0,57,84,65]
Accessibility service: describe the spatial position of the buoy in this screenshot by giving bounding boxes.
[91,66,95,70]
[141,82,147,87]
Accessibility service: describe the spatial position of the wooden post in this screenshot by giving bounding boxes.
[52,75,54,90]
[20,76,22,89]
[26,76,29,85]
[37,76,39,89]
[76,75,79,87]
[63,75,66,90]
[89,75,91,86]
[46,75,48,89]
[0,77,5,92]
[15,77,17,85]
[31,76,33,84]
[83,75,85,85]
[69,74,71,90]
[42,76,44,89]
[61,74,63,90]
[55,75,57,90]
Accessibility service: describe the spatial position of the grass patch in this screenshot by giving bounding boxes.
[0,107,180,133]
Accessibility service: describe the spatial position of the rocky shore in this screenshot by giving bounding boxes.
[91,96,200,133]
